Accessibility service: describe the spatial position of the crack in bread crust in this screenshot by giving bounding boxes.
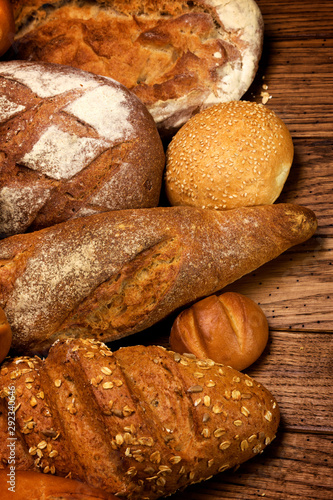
[11,0,264,133]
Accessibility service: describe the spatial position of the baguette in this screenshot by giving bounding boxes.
[0,338,280,499]
[0,203,317,355]
[1,470,117,499]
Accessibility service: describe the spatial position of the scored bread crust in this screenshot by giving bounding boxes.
[0,338,280,499]
[10,0,264,134]
[0,204,317,355]
[0,61,165,235]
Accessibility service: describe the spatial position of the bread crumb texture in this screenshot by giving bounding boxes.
[0,338,280,499]
[165,101,294,209]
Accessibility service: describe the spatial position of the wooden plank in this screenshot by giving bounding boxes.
[278,138,333,235]
[244,39,333,137]
[169,432,333,499]
[223,236,333,332]
[256,0,333,39]
[246,331,333,432]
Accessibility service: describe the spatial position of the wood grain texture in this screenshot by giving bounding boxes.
[169,432,333,499]
[246,332,333,432]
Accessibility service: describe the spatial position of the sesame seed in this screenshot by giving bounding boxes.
[218,464,229,473]
[241,439,249,451]
[150,451,161,464]
[264,411,273,422]
[102,382,114,390]
[187,385,203,393]
[234,420,243,427]
[219,441,231,450]
[54,380,62,388]
[101,367,112,375]
[203,395,211,407]
[214,428,226,438]
[37,441,47,450]
[30,396,37,407]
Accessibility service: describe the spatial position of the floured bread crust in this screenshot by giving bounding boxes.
[10,0,264,134]
[0,61,165,236]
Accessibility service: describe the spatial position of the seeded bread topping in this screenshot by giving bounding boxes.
[0,338,280,499]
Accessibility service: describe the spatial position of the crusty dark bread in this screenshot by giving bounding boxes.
[0,204,317,355]
[9,0,263,134]
[0,60,165,236]
[0,338,280,499]
[1,470,117,499]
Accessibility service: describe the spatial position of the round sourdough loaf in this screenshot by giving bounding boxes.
[165,101,294,209]
[9,0,264,134]
[0,61,165,236]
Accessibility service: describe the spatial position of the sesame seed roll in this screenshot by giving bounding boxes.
[165,101,294,210]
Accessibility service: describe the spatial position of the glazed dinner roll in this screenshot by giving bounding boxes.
[165,101,294,210]
[0,0,14,56]
[169,292,269,371]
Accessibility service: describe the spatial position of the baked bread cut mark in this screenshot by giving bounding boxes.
[50,237,183,344]
[0,61,165,234]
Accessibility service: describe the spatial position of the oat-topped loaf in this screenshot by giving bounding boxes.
[9,0,264,134]
[0,338,280,499]
[0,61,165,236]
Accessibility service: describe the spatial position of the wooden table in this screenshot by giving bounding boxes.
[153,1,333,498]
[1,1,331,498]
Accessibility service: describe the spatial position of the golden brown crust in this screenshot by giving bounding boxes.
[165,101,294,210]
[170,292,269,371]
[0,306,11,363]
[9,0,264,133]
[0,0,15,57]
[0,60,165,236]
[1,470,117,500]
[0,338,280,499]
[0,203,317,356]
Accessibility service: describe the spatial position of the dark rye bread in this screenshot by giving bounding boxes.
[9,0,264,134]
[0,338,280,499]
[0,61,165,236]
[0,204,317,355]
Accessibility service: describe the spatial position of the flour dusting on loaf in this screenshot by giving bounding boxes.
[0,61,165,235]
[0,60,100,97]
[0,204,317,355]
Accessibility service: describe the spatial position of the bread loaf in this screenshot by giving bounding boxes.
[0,0,15,56]
[0,338,280,499]
[9,0,264,134]
[0,306,11,363]
[170,292,269,371]
[0,203,317,355]
[1,470,117,499]
[165,101,294,209]
[0,61,165,236]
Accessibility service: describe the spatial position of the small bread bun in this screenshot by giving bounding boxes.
[0,306,11,363]
[0,0,15,56]
[169,292,268,371]
[165,101,294,210]
[1,470,117,500]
